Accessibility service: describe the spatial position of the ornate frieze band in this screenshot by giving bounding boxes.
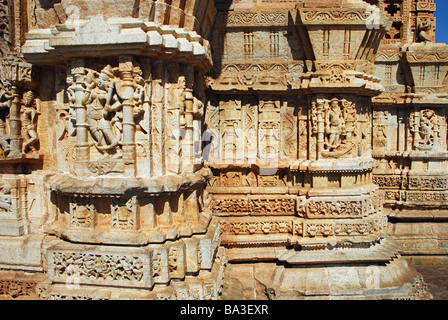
[214,11,288,28]
[300,9,369,24]
[220,214,387,239]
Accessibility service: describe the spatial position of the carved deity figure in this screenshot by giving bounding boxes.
[83,66,122,155]
[20,90,39,153]
[411,109,440,150]
[419,109,438,147]
[325,98,345,151]
[373,110,388,149]
[0,183,12,212]
[132,66,149,134]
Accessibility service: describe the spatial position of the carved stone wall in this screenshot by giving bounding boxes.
[0,0,444,300]
[371,0,448,264]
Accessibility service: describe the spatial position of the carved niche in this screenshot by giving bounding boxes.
[258,99,281,160]
[69,196,96,229]
[409,108,441,151]
[63,58,204,177]
[0,52,37,159]
[111,196,138,230]
[205,95,299,164]
[373,109,389,150]
[65,58,150,176]
[311,97,357,159]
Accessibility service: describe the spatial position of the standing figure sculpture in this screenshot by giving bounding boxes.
[325,98,345,151]
[20,90,39,154]
[420,109,438,147]
[83,66,122,156]
[0,184,12,213]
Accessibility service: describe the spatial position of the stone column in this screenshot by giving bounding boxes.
[0,54,33,159]
[70,60,90,165]
[118,56,136,174]
[182,65,195,174]
[7,84,22,159]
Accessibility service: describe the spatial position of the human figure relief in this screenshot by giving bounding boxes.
[0,184,12,212]
[325,98,345,151]
[83,65,122,156]
[410,109,440,150]
[419,109,438,147]
[373,110,388,149]
[418,21,433,43]
[20,90,39,154]
[132,66,148,134]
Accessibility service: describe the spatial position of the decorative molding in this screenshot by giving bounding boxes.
[215,12,288,27]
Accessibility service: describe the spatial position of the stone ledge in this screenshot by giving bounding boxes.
[45,169,210,196]
[22,16,212,72]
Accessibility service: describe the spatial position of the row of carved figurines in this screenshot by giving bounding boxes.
[64,64,203,157]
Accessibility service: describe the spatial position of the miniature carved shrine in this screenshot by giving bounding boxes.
[0,0,444,300]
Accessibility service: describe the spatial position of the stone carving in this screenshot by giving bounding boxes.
[0,183,11,212]
[111,196,138,230]
[69,196,96,229]
[301,9,369,23]
[20,90,39,154]
[50,250,149,287]
[409,109,441,151]
[0,0,10,57]
[306,199,364,218]
[258,100,280,159]
[221,220,292,236]
[0,82,11,156]
[65,58,154,176]
[0,279,37,298]
[215,12,288,27]
[212,198,295,215]
[418,21,434,42]
[0,0,441,301]
[311,98,357,158]
[373,110,388,150]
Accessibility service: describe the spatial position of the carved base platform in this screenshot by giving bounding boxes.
[38,247,227,300]
[225,239,432,300]
[388,209,448,265]
[0,234,47,272]
[37,217,225,300]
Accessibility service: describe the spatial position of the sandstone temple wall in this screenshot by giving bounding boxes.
[0,0,444,300]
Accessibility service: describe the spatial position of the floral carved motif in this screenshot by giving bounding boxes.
[212,198,295,215]
[50,251,150,288]
[301,10,369,23]
[215,12,288,27]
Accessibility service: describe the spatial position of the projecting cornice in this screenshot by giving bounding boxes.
[21,15,213,73]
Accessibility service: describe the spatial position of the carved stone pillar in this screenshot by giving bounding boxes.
[0,53,34,159]
[8,84,22,158]
[182,65,195,174]
[69,60,89,165]
[118,56,136,172]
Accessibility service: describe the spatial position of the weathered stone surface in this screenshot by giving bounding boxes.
[0,0,444,300]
